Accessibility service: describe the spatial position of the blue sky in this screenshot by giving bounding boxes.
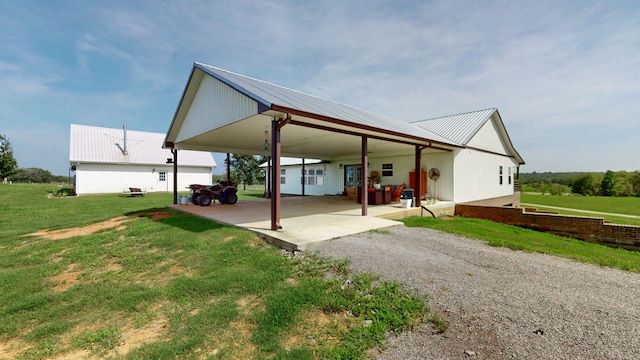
[1,1,638,176]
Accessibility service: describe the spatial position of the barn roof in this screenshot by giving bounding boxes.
[70,124,216,168]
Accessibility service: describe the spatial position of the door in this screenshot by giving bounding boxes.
[344,165,362,187]
[158,171,168,191]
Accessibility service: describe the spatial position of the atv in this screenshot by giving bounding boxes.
[188,181,238,206]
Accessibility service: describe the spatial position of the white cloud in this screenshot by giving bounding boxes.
[1,0,639,174]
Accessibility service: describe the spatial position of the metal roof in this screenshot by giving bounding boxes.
[411,108,497,145]
[412,108,525,164]
[194,63,458,147]
[70,124,216,168]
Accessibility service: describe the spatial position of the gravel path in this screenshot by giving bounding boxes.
[308,226,640,359]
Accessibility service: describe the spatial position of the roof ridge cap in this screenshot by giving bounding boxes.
[412,107,497,123]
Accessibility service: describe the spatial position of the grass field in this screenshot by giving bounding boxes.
[0,184,430,359]
[521,193,640,226]
[402,216,640,273]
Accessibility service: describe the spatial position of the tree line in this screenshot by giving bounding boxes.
[521,171,640,197]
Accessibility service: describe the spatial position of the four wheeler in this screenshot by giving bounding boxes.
[188,181,238,206]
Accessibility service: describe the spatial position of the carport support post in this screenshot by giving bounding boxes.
[226,153,231,183]
[270,118,282,230]
[301,158,305,196]
[172,148,178,205]
[361,136,368,216]
[414,146,421,208]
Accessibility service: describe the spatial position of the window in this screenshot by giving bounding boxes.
[303,168,324,186]
[382,163,393,177]
[508,167,512,185]
[499,166,503,185]
[280,169,286,184]
[159,171,167,182]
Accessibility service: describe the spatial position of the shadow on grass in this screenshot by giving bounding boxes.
[125,207,230,233]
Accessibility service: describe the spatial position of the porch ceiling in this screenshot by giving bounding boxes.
[173,112,453,160]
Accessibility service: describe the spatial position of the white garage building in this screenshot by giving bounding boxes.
[70,124,216,195]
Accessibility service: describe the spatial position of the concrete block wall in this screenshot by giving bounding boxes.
[455,205,640,251]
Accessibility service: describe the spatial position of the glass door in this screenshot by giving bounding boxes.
[344,165,362,187]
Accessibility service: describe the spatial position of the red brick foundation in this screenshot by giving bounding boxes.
[455,205,640,251]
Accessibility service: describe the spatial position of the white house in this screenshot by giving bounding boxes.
[70,124,216,195]
[263,107,522,204]
[163,63,524,229]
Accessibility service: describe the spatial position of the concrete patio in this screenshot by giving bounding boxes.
[169,195,454,250]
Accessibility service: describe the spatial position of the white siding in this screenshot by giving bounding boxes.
[466,118,510,155]
[278,164,328,196]
[421,152,454,201]
[177,75,260,143]
[75,164,211,195]
[452,148,519,203]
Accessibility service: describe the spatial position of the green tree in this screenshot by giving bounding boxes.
[230,154,261,190]
[12,168,53,183]
[600,170,620,197]
[630,172,640,197]
[0,134,18,180]
[571,173,599,196]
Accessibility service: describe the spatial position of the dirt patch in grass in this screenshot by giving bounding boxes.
[27,217,132,240]
[281,309,346,350]
[109,314,169,357]
[24,210,173,242]
[128,210,174,221]
[48,263,81,292]
[236,295,266,315]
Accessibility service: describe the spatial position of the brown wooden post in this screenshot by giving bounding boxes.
[361,136,368,216]
[414,145,421,208]
[271,117,283,230]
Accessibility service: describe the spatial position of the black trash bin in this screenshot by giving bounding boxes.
[401,188,414,207]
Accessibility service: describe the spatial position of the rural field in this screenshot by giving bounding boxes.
[0,184,430,359]
[2,184,639,359]
[521,193,640,226]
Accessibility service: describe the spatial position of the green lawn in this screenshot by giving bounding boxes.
[402,216,640,273]
[520,193,640,226]
[521,193,640,216]
[0,184,429,359]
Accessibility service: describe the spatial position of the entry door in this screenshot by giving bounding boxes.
[344,165,362,187]
[158,171,168,191]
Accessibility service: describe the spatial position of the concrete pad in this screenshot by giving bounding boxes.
[169,195,455,250]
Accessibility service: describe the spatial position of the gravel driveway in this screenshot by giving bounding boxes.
[308,226,640,359]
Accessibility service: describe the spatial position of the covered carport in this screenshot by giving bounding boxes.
[164,63,459,232]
